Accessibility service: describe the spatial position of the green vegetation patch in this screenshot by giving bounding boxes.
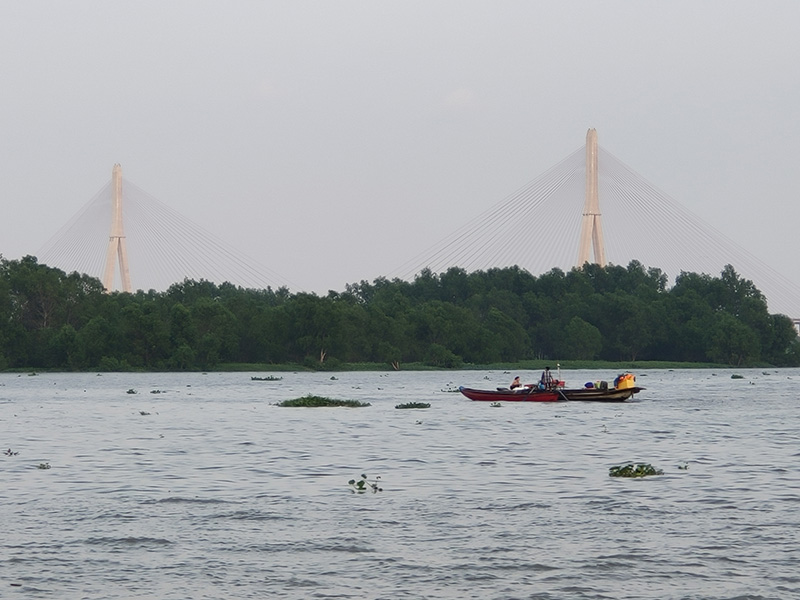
[395,402,431,409]
[251,376,283,381]
[3,257,798,373]
[349,474,382,493]
[609,463,664,478]
[276,395,370,408]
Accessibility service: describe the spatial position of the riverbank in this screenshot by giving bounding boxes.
[217,359,749,372]
[4,359,747,374]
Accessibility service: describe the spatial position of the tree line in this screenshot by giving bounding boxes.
[1,255,798,371]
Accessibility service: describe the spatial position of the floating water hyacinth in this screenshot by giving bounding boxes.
[348,474,382,493]
[609,463,663,478]
[277,395,370,407]
[395,402,430,409]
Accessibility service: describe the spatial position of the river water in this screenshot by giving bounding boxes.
[1,368,798,599]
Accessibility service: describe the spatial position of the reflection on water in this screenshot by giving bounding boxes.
[1,369,799,599]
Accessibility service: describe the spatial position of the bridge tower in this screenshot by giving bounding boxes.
[102,164,132,292]
[577,128,607,266]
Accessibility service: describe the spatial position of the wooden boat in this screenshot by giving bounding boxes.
[460,373,644,403]
[558,386,644,402]
[458,386,561,402]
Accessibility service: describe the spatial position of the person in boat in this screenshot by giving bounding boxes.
[539,366,556,390]
[510,376,522,390]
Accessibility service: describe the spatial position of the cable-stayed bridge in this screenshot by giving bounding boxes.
[37,130,800,320]
[392,130,800,320]
[38,169,299,293]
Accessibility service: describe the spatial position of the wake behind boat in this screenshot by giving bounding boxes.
[460,372,644,403]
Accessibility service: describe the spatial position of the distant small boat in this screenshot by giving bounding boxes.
[459,373,644,403]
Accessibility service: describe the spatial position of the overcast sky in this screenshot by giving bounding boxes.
[2,1,799,301]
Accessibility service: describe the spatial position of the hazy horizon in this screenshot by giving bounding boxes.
[2,2,799,305]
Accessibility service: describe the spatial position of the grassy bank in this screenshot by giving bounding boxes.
[4,360,767,375]
[216,359,738,372]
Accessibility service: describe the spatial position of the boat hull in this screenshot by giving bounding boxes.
[459,386,561,402]
[459,385,644,402]
[560,387,644,402]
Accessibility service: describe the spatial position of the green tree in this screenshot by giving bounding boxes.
[557,316,602,360]
[191,297,238,367]
[594,292,652,361]
[47,324,78,369]
[483,307,530,362]
[284,293,341,365]
[707,312,760,365]
[75,316,115,368]
[424,343,462,368]
[121,303,170,368]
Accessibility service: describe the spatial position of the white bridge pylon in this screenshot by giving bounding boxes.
[102,164,132,293]
[577,128,606,267]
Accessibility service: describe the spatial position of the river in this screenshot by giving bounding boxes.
[1,368,798,599]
